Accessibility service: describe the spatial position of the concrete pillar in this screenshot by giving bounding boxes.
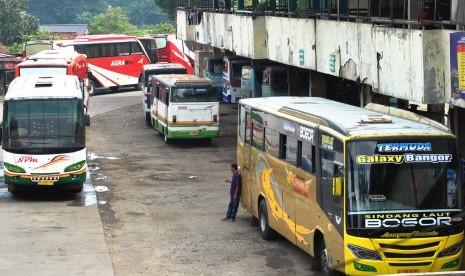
[309,71,326,98]
[238,0,244,10]
[288,66,299,96]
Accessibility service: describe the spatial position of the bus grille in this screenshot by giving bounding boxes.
[31,176,60,182]
[373,239,443,261]
[388,262,432,267]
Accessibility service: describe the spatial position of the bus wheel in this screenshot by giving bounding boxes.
[68,183,83,193]
[88,80,96,96]
[164,135,171,144]
[319,240,340,275]
[85,114,91,126]
[8,184,18,195]
[135,76,143,91]
[145,113,152,127]
[259,200,277,240]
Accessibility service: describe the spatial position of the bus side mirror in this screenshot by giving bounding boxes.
[332,177,342,196]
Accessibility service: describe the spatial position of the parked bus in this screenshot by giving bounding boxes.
[202,57,223,100]
[1,75,87,194]
[238,96,464,275]
[15,50,90,126]
[141,63,188,126]
[138,36,159,64]
[261,65,288,97]
[150,74,219,143]
[222,56,251,103]
[59,34,151,93]
[15,50,88,82]
[22,40,55,58]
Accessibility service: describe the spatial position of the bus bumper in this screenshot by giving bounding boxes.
[166,127,219,139]
[4,171,87,187]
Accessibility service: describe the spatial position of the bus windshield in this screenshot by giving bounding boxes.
[3,99,85,154]
[171,87,217,102]
[20,67,67,76]
[347,138,461,214]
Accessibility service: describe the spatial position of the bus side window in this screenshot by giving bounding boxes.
[245,112,252,144]
[286,136,298,165]
[239,106,246,142]
[252,120,264,151]
[265,128,279,158]
[280,134,287,160]
[165,90,170,106]
[301,141,315,174]
[321,149,335,179]
[156,84,160,100]
[131,42,143,55]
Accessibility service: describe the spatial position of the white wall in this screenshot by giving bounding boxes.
[177,10,454,105]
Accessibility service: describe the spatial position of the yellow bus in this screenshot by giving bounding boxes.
[237,97,464,275]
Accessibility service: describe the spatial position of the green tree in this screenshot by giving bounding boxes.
[0,0,39,45]
[154,0,178,21]
[28,0,107,24]
[89,6,141,35]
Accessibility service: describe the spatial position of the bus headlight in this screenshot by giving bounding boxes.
[64,160,86,172]
[348,244,382,260]
[4,162,25,173]
[438,241,463,258]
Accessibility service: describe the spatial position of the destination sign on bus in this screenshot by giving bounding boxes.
[376,142,431,152]
[364,212,453,228]
[356,153,453,164]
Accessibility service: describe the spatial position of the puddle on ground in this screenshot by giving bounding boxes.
[88,152,121,161]
[95,174,110,181]
[95,185,109,192]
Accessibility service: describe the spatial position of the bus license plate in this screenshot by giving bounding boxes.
[398,269,419,273]
[38,180,54,186]
[189,131,199,136]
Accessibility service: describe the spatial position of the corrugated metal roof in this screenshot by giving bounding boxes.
[40,24,88,35]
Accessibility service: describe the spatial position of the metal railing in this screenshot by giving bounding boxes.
[178,0,462,30]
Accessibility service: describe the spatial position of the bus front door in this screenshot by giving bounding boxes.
[241,107,253,213]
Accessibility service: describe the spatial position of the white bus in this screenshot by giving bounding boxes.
[150,74,219,143]
[1,75,87,193]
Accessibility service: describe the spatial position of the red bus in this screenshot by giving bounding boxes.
[152,34,168,62]
[15,50,88,82]
[59,34,151,92]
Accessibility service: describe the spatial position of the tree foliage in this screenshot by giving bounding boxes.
[28,0,107,24]
[89,7,175,36]
[28,0,168,26]
[89,7,139,35]
[0,0,39,45]
[154,0,178,21]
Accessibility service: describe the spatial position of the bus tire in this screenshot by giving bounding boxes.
[259,200,277,240]
[319,240,341,275]
[135,76,143,91]
[164,135,171,144]
[85,114,91,126]
[145,113,152,126]
[88,80,96,96]
[8,184,18,195]
[68,183,83,193]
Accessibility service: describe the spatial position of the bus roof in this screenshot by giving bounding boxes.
[143,63,186,71]
[239,97,451,137]
[6,75,82,100]
[27,50,84,61]
[154,74,213,87]
[74,34,137,41]
[18,58,68,67]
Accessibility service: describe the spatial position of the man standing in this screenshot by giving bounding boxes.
[222,163,241,222]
